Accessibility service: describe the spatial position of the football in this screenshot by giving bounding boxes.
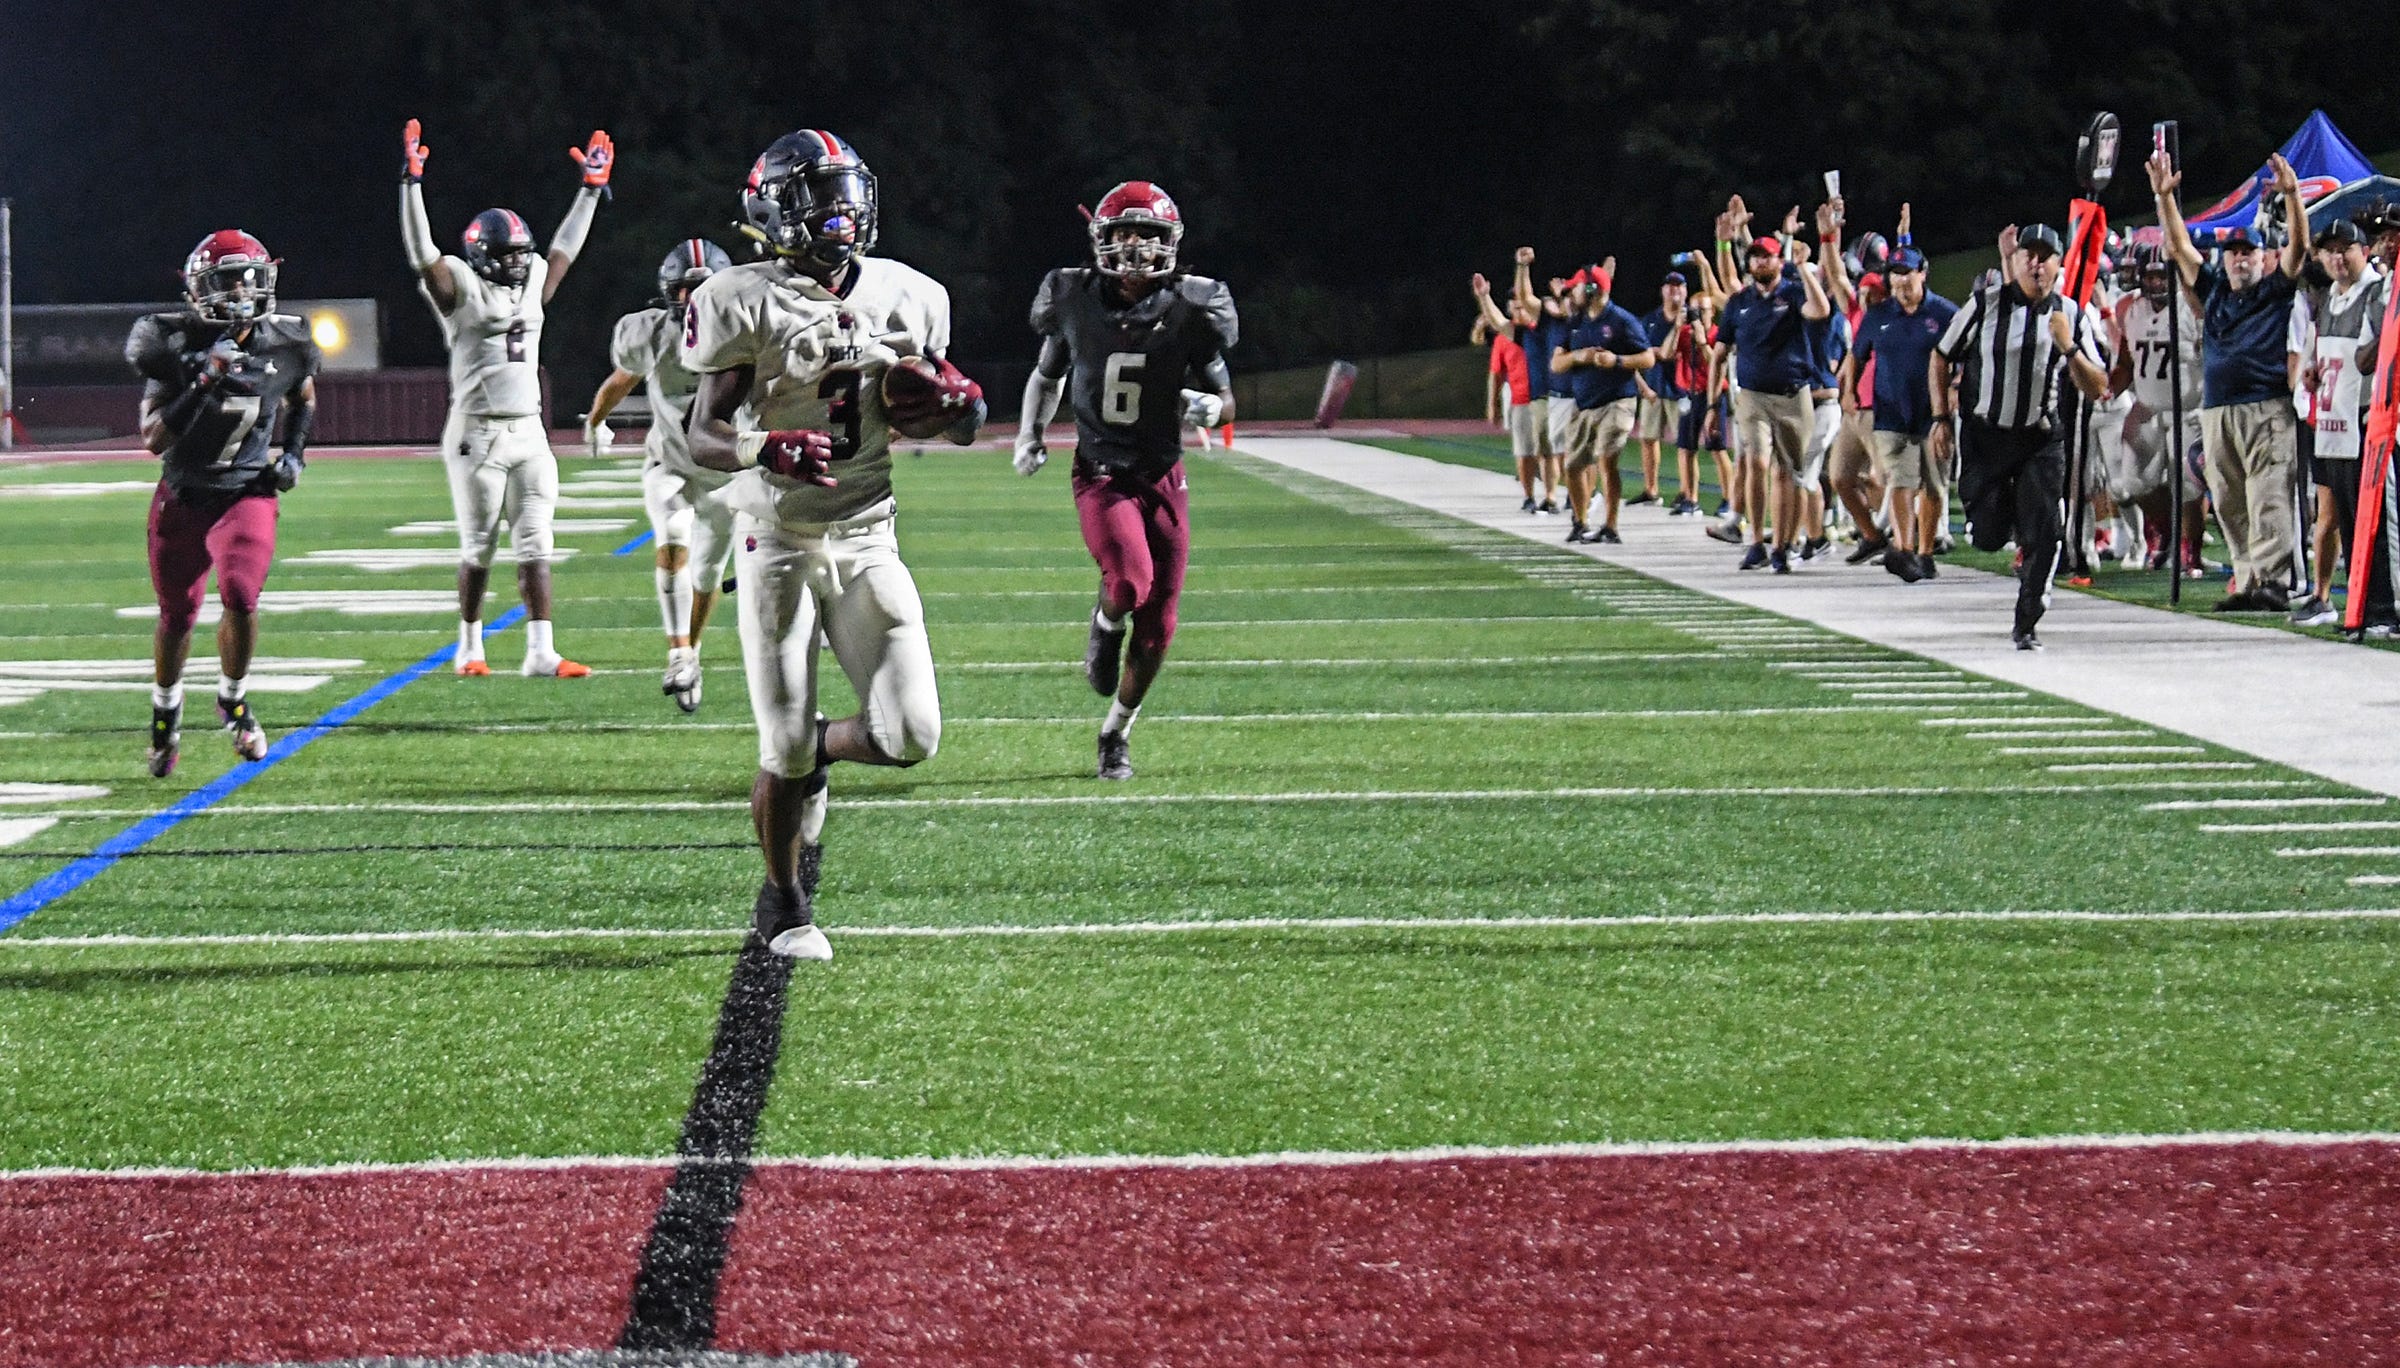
[882,355,983,431]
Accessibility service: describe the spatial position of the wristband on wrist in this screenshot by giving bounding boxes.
[732,431,767,468]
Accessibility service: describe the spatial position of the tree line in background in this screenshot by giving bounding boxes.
[1,0,2390,404]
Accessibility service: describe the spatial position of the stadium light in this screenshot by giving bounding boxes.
[310,310,347,355]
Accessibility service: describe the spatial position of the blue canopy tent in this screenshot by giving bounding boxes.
[2306,175,2400,232]
[2186,109,2379,240]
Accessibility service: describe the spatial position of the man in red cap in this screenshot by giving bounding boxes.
[1550,263,1660,543]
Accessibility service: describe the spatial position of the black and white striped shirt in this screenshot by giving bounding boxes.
[1935,280,2106,432]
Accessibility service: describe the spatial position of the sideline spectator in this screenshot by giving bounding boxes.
[1851,242,1958,582]
[1633,271,1692,511]
[2299,217,2396,633]
[1550,263,1658,544]
[1710,228,1830,572]
[1931,222,2110,648]
[1526,264,1583,504]
[1818,198,1894,565]
[2151,149,2310,612]
[1473,272,1547,512]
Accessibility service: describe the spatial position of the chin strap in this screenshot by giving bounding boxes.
[549,185,603,264]
[400,183,440,273]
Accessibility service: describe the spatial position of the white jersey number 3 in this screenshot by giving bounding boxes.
[1103,352,1145,424]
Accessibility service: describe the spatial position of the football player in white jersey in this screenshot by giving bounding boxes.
[399,117,613,678]
[683,129,986,960]
[585,239,736,711]
[2108,252,2208,573]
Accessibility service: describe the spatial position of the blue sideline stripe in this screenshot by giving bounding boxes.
[0,605,529,935]
[614,530,655,556]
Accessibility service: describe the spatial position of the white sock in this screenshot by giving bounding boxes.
[1095,607,1127,633]
[459,619,485,661]
[799,782,830,844]
[657,565,693,639]
[217,672,246,702]
[526,619,555,656]
[1103,700,1140,737]
[152,682,183,711]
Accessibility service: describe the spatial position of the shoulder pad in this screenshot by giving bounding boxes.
[1176,274,1238,348]
[124,312,193,382]
[1031,268,1089,334]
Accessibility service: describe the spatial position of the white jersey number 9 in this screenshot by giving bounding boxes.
[1103,352,1145,424]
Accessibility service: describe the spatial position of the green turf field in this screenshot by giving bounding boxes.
[1,445,2395,1173]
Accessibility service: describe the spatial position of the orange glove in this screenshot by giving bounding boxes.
[402,118,430,182]
[569,130,615,197]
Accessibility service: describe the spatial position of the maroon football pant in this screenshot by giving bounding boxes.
[148,482,279,636]
[1072,461,1189,657]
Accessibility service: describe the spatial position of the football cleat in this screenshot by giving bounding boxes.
[217,696,268,762]
[1738,544,1769,571]
[1098,730,1134,781]
[522,654,592,678]
[2013,631,2044,651]
[663,654,702,712]
[1085,610,1127,696]
[147,703,182,778]
[457,658,491,677]
[753,879,830,961]
[1592,526,1623,545]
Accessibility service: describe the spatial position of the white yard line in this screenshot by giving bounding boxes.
[1962,730,2158,740]
[2147,796,2387,811]
[1999,745,2209,756]
[2275,846,2400,858]
[2048,761,2258,772]
[4,1128,2393,1182]
[9,905,2400,956]
[2349,875,2400,886]
[1921,715,2100,727]
[0,778,2316,822]
[2200,822,2400,833]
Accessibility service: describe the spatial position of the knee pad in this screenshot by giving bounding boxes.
[217,577,262,617]
[867,709,940,767]
[459,526,501,569]
[655,504,697,553]
[511,518,556,564]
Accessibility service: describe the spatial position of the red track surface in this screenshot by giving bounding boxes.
[6,1142,2397,1367]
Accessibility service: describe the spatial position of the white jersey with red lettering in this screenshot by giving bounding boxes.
[679,255,953,527]
[2116,292,2201,415]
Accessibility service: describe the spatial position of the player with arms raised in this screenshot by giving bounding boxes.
[684,130,986,960]
[126,232,321,776]
[399,117,612,678]
[585,239,736,711]
[1012,182,1238,781]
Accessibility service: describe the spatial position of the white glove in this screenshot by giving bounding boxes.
[1179,389,1225,429]
[1012,439,1047,477]
[584,420,614,458]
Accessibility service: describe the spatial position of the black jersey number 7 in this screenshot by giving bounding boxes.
[819,370,864,460]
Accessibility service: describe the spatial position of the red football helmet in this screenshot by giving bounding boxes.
[183,230,278,324]
[1089,181,1184,280]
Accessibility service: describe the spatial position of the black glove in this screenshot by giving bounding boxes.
[271,451,304,493]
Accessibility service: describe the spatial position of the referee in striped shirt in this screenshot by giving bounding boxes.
[1929,224,2111,649]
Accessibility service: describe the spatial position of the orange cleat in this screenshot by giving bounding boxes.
[556,659,591,679]
[457,659,492,677]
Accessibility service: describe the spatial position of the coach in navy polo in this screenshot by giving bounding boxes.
[1851,245,1960,580]
[1708,236,1830,570]
[2150,149,2312,611]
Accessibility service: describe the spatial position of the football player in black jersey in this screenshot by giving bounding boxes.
[124,231,321,777]
[1013,182,1237,780]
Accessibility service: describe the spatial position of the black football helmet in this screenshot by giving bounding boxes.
[742,130,878,271]
[656,238,734,315]
[463,208,536,286]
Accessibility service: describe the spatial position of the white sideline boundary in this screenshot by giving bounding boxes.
[11,904,2400,952]
[5,1128,2395,1183]
[1233,437,2400,797]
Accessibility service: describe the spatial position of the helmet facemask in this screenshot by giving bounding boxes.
[1092,217,1181,280]
[754,162,879,271]
[189,259,276,325]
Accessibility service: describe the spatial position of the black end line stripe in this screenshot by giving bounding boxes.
[619,939,798,1352]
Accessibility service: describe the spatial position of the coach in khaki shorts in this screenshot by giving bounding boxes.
[1850,245,1960,580]
[1708,235,1829,568]
[1550,265,1660,544]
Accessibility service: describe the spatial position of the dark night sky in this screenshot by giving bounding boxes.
[5,1,2393,397]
